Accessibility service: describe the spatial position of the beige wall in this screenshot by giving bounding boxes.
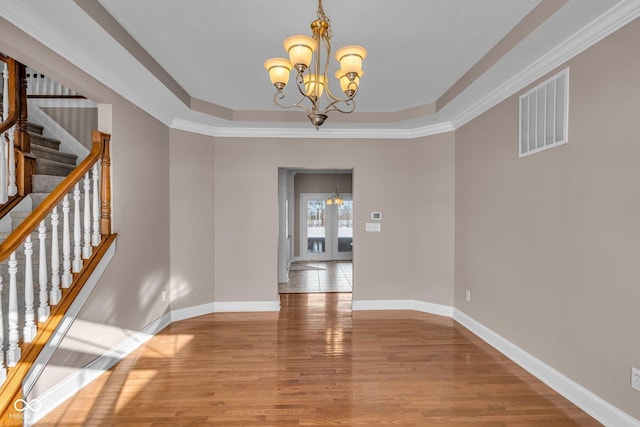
[166,133,456,305]
[40,106,98,149]
[169,129,216,311]
[455,17,640,419]
[293,173,353,257]
[1,19,171,399]
[7,6,639,422]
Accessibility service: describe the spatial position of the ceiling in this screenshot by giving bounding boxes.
[1,0,638,137]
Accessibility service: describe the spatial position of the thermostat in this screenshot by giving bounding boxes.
[371,211,382,220]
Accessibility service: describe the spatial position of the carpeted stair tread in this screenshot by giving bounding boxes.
[32,175,67,193]
[35,158,75,177]
[29,132,61,150]
[27,122,44,135]
[31,144,77,166]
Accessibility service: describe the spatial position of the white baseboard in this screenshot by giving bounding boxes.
[171,300,281,322]
[453,309,640,427]
[25,311,172,426]
[352,298,454,318]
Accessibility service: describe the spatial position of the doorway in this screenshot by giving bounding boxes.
[277,168,354,294]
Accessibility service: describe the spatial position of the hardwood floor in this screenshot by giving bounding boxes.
[36,293,600,426]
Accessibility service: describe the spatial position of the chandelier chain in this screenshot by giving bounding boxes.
[316,0,332,40]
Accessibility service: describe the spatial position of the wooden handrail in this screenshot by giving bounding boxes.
[0,129,113,424]
[0,56,19,135]
[0,131,110,262]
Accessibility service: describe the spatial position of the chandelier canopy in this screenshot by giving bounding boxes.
[264,0,366,129]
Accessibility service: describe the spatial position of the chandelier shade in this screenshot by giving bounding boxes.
[264,0,366,129]
[335,69,363,95]
[335,45,367,76]
[264,58,293,89]
[283,35,317,70]
[303,74,327,97]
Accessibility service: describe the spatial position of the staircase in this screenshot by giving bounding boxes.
[1,53,114,425]
[1,121,77,348]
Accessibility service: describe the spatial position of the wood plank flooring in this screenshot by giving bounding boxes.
[36,293,600,426]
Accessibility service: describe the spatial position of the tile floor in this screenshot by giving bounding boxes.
[278,261,353,293]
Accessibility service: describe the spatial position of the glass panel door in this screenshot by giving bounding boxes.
[301,193,353,261]
[334,198,353,260]
[306,199,326,255]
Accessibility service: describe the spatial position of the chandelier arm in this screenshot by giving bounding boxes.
[324,98,356,115]
[292,71,320,114]
[321,82,359,114]
[272,91,312,115]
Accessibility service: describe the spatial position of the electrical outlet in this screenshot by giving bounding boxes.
[465,290,471,302]
[632,367,640,392]
[162,289,168,302]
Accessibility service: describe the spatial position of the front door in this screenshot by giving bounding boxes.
[301,193,353,261]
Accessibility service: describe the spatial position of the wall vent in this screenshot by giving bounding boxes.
[519,68,569,157]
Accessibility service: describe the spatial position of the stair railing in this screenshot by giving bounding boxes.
[26,67,83,98]
[0,53,35,218]
[0,130,115,425]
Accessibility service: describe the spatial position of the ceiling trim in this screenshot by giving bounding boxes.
[3,0,639,139]
[436,0,568,111]
[74,0,553,124]
[170,118,455,140]
[74,0,191,107]
[451,0,640,129]
[171,0,640,139]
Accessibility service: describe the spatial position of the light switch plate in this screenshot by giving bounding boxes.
[365,222,381,232]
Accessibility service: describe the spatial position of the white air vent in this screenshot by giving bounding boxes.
[519,69,569,157]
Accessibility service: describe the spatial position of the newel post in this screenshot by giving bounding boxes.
[15,61,34,196]
[98,131,112,236]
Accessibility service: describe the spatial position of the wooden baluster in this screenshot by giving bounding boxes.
[6,62,17,195]
[0,274,6,384]
[61,195,72,287]
[100,134,112,236]
[50,206,61,303]
[7,251,20,366]
[38,219,50,322]
[83,172,91,258]
[73,183,82,272]
[23,235,36,342]
[92,163,100,246]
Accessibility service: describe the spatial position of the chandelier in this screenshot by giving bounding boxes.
[326,170,344,205]
[264,0,366,129]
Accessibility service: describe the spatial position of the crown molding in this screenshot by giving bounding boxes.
[3,0,639,140]
[173,0,640,140]
[451,0,640,129]
[170,118,455,140]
